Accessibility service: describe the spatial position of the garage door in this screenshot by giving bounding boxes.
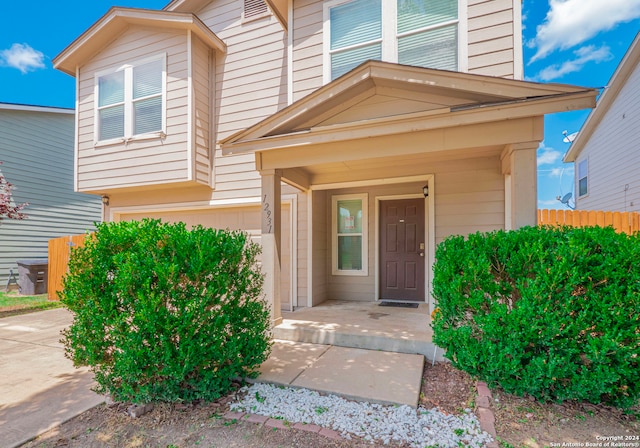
[117,205,292,311]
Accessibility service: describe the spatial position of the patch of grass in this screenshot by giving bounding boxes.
[0,291,63,318]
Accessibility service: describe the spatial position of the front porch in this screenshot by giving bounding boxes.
[273,300,444,361]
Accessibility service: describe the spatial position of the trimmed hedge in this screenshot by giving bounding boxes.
[432,226,640,408]
[61,219,271,404]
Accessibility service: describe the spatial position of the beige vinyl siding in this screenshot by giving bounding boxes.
[195,0,288,201]
[321,156,503,302]
[311,190,328,305]
[295,191,309,306]
[116,204,292,310]
[467,0,516,78]
[576,61,640,212]
[76,27,191,192]
[291,0,518,101]
[292,0,324,102]
[0,107,101,286]
[192,34,213,186]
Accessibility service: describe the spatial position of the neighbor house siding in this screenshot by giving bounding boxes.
[76,27,191,192]
[291,0,519,102]
[0,107,101,286]
[575,61,640,212]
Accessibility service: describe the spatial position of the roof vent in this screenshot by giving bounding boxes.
[244,0,268,19]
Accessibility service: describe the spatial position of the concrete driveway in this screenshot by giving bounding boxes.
[0,308,103,448]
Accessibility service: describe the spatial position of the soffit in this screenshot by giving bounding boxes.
[54,7,226,76]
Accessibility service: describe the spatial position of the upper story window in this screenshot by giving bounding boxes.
[578,158,588,197]
[324,0,459,81]
[95,54,166,144]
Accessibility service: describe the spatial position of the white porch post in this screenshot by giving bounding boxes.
[502,142,539,229]
[261,169,283,327]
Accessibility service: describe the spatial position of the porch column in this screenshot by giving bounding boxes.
[502,142,539,229]
[261,169,283,326]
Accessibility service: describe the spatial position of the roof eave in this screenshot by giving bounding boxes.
[220,60,597,149]
[53,7,226,77]
[221,89,597,155]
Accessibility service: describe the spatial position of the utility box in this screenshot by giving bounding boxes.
[16,259,48,295]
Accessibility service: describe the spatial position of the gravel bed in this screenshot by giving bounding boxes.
[230,383,493,447]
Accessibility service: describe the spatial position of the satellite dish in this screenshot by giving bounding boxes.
[562,131,578,143]
[556,192,575,209]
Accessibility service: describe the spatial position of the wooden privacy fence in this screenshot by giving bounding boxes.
[48,234,90,301]
[538,209,640,235]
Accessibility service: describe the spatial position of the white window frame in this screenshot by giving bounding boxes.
[332,193,368,276]
[93,53,167,146]
[322,0,465,83]
[577,158,589,197]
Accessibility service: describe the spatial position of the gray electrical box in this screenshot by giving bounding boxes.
[16,259,48,295]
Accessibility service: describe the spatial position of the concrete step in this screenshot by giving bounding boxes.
[273,318,445,362]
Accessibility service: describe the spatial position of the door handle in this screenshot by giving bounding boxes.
[419,253,424,257]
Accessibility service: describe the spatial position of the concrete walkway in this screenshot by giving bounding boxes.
[256,339,424,408]
[0,308,425,447]
[0,308,104,448]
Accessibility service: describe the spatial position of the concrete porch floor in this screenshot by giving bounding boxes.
[273,300,444,362]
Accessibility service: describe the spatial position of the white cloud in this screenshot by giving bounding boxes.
[534,45,613,81]
[537,142,562,166]
[529,0,640,63]
[0,43,45,74]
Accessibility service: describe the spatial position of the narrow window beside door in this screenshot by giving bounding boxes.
[332,193,368,275]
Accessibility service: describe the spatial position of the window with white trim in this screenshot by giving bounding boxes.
[578,158,588,197]
[324,0,459,81]
[95,54,166,143]
[332,193,368,275]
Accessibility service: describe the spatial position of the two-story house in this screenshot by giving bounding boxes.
[563,32,640,212]
[54,0,597,328]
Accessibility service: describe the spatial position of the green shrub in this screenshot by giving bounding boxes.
[432,225,640,408]
[61,219,271,404]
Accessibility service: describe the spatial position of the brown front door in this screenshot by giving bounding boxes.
[379,198,425,301]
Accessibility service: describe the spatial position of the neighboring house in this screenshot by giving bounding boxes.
[53,0,596,323]
[0,103,102,288]
[563,32,640,212]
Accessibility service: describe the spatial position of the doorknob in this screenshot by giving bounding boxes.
[419,253,424,257]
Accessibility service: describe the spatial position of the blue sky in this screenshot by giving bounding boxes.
[1,0,639,209]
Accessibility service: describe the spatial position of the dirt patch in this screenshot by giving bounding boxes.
[420,361,477,414]
[21,363,639,447]
[492,390,640,447]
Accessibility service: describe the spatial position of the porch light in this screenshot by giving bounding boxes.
[422,185,429,197]
[102,195,110,206]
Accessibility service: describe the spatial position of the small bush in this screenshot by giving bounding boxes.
[432,226,640,408]
[61,219,271,404]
